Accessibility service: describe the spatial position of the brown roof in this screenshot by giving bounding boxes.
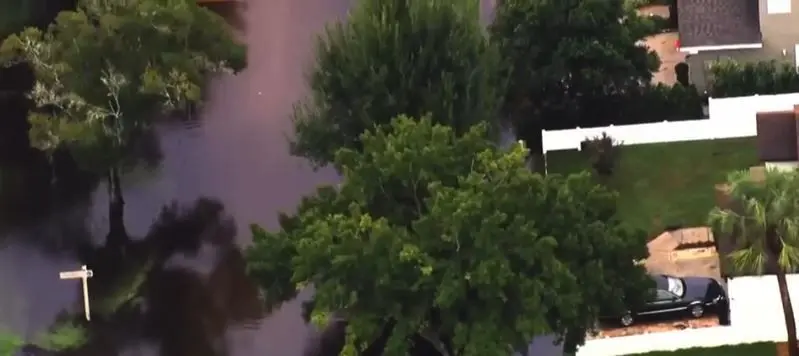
[756,105,799,162]
[677,0,761,47]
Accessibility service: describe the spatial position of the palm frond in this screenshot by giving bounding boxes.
[710,168,799,275]
[729,248,768,275]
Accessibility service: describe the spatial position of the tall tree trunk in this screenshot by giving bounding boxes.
[107,166,129,248]
[513,116,545,174]
[776,266,799,356]
[769,231,799,356]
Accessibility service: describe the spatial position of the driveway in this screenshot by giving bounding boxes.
[638,5,685,85]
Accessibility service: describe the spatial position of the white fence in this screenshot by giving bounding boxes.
[576,274,799,355]
[541,93,799,153]
[541,119,755,152]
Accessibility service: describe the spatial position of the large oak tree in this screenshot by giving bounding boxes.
[290,0,504,167]
[490,0,661,171]
[246,116,651,355]
[0,0,245,243]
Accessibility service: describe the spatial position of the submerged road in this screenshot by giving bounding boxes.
[0,0,563,355]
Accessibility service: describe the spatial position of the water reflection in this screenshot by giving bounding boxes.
[1,1,565,356]
[1,0,348,354]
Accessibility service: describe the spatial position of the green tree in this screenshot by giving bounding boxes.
[246,116,651,355]
[490,0,661,171]
[291,0,504,167]
[709,169,799,356]
[0,322,86,356]
[0,0,245,243]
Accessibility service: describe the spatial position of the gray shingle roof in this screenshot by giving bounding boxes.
[677,0,761,47]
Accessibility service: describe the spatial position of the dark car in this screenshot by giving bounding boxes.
[614,274,728,327]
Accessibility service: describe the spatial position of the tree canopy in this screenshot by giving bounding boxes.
[290,0,504,167]
[709,169,799,356]
[0,0,246,171]
[246,116,651,355]
[490,0,661,169]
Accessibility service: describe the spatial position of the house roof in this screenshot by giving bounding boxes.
[755,106,799,162]
[677,0,761,48]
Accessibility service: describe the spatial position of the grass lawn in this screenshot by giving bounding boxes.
[628,342,776,355]
[546,137,758,234]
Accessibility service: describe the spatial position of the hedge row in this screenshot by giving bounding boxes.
[707,59,799,98]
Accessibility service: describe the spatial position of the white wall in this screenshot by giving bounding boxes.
[541,93,799,154]
[541,119,755,152]
[766,162,799,171]
[576,274,799,355]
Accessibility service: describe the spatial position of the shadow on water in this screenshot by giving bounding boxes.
[1,0,347,355]
[2,1,566,356]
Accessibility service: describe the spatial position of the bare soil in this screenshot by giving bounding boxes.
[589,315,720,339]
[636,5,686,85]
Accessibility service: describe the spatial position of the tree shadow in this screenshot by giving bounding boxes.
[55,198,263,356]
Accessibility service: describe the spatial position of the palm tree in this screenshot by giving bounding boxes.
[709,168,799,356]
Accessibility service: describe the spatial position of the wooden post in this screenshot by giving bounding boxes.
[59,265,94,321]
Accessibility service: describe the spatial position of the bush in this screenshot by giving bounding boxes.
[581,133,622,177]
[707,59,799,98]
[675,62,689,86]
[620,83,703,123]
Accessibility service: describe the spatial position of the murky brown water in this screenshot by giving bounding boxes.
[0,1,562,355]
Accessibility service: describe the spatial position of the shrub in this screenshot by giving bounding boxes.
[581,133,622,177]
[675,62,689,86]
[621,83,703,122]
[707,59,799,98]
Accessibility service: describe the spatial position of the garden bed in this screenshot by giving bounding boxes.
[546,137,757,234]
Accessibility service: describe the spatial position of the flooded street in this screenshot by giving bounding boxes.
[1,0,347,355]
[0,1,562,355]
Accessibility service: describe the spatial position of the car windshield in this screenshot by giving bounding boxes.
[666,276,685,297]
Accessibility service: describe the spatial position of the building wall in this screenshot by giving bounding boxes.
[759,0,799,62]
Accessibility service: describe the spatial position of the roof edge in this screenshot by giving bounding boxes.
[679,42,762,54]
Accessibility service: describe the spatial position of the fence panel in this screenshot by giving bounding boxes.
[542,119,756,153]
[541,93,799,153]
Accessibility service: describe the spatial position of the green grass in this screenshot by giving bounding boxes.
[628,342,776,355]
[546,137,758,234]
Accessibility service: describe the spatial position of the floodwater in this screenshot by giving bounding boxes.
[0,0,561,355]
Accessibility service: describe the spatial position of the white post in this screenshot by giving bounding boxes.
[59,265,94,321]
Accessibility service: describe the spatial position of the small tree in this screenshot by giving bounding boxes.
[246,116,652,355]
[581,133,622,177]
[709,169,799,356]
[291,0,503,167]
[0,0,245,243]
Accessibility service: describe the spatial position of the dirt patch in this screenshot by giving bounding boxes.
[646,227,721,280]
[671,247,716,261]
[589,315,720,339]
[646,32,685,85]
[636,5,685,85]
[637,5,670,18]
